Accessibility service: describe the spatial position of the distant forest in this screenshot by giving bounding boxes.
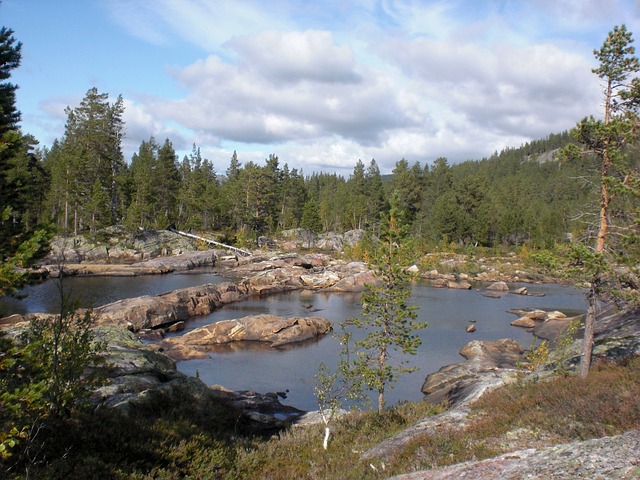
[5,85,626,251]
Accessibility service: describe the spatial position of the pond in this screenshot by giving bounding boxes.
[175,282,587,411]
[1,273,587,412]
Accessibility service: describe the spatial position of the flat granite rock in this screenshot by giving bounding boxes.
[387,429,640,480]
[158,314,333,361]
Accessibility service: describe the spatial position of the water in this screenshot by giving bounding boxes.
[0,269,225,316]
[1,274,587,411]
[175,282,587,411]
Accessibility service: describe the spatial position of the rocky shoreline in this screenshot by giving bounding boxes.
[2,232,639,476]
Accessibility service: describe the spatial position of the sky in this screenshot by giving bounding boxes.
[3,0,640,175]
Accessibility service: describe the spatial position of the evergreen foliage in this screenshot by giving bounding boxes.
[563,25,640,376]
[342,198,426,413]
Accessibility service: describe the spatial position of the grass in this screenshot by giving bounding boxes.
[4,355,638,479]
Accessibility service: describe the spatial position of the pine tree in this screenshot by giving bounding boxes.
[0,23,50,293]
[564,25,640,376]
[155,138,180,227]
[0,26,21,135]
[341,196,426,412]
[51,88,126,237]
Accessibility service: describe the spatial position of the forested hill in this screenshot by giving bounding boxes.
[12,85,602,252]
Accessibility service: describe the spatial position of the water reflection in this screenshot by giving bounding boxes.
[0,269,224,316]
[178,283,587,411]
[0,273,587,412]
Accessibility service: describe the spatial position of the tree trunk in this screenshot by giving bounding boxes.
[323,426,331,450]
[579,287,597,378]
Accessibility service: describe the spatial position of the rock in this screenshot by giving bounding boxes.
[431,279,449,288]
[90,326,304,432]
[533,316,582,343]
[387,429,640,480]
[513,286,528,295]
[316,233,343,251]
[466,324,476,332]
[423,269,440,279]
[421,339,525,407]
[300,271,341,289]
[43,250,218,277]
[509,309,569,330]
[91,282,250,330]
[275,229,363,252]
[159,314,332,361]
[487,281,509,291]
[326,269,377,292]
[165,321,185,333]
[209,386,304,428]
[407,265,420,274]
[447,280,472,290]
[511,316,538,328]
[481,291,502,298]
[43,228,199,265]
[507,308,547,320]
[361,406,473,462]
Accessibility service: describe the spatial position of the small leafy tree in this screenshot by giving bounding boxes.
[23,249,104,418]
[1,249,104,474]
[342,196,426,413]
[314,326,367,449]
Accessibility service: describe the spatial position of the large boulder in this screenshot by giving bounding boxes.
[421,339,525,407]
[159,314,332,361]
[486,281,509,291]
[300,271,341,288]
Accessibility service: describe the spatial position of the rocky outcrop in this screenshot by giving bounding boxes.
[93,326,303,430]
[3,254,375,334]
[387,429,640,480]
[278,229,365,251]
[421,339,525,407]
[90,281,251,330]
[158,314,332,361]
[43,250,219,277]
[508,308,570,329]
[43,227,200,265]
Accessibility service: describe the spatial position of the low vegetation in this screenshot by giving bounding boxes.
[1,354,638,479]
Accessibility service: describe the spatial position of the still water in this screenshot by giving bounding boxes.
[1,274,587,411]
[175,282,586,411]
[0,269,225,316]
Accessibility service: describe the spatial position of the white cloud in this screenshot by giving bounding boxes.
[127,31,420,151]
[100,0,633,173]
[227,30,360,84]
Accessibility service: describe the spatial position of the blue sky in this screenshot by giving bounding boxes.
[3,0,640,175]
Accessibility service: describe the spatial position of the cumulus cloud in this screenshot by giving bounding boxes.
[131,31,421,150]
[227,30,360,84]
[103,0,631,173]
